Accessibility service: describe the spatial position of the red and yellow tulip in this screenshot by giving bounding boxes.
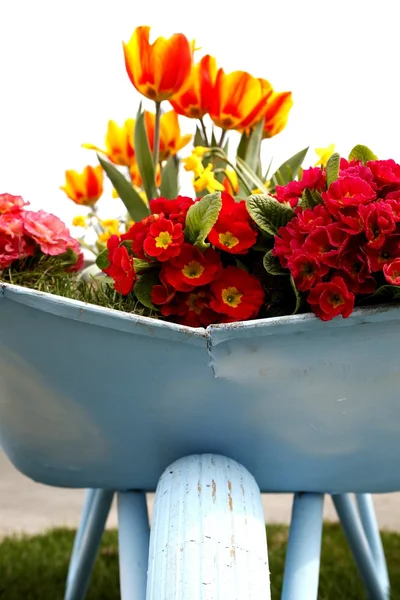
[60,166,103,206]
[123,26,193,102]
[209,70,273,131]
[169,55,217,119]
[144,110,191,161]
[83,119,135,167]
[262,91,293,138]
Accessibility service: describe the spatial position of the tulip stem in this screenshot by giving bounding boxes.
[153,101,162,168]
[218,129,227,148]
[199,118,209,147]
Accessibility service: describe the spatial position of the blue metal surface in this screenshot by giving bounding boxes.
[64,489,113,600]
[333,495,388,600]
[66,489,97,594]
[281,493,324,600]
[118,492,149,600]
[2,282,400,492]
[356,494,390,595]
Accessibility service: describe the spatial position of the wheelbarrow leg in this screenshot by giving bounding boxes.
[355,494,390,596]
[117,491,149,600]
[64,489,114,600]
[281,493,324,600]
[146,454,271,600]
[66,489,97,592]
[333,494,388,599]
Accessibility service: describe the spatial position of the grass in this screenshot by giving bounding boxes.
[0,524,400,599]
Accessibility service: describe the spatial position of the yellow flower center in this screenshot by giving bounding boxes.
[218,231,239,248]
[155,231,173,249]
[389,269,400,281]
[221,287,242,308]
[182,261,205,279]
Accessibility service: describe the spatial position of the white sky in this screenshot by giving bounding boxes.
[0,0,398,228]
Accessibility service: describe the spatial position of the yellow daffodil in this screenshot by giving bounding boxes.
[183,154,204,177]
[193,163,225,194]
[315,144,335,167]
[72,216,87,228]
[98,219,121,245]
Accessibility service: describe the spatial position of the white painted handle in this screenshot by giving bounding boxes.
[146,454,271,600]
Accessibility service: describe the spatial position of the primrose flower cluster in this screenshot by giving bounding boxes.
[99,192,264,326]
[271,150,400,320]
[0,193,82,272]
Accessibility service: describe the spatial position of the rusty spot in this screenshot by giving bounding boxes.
[227,480,232,492]
[197,481,202,495]
[212,479,216,502]
[230,547,236,558]
[228,494,233,512]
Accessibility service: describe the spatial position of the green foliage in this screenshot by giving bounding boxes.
[326,152,341,187]
[246,194,295,236]
[96,248,109,271]
[263,250,287,276]
[184,191,222,248]
[301,188,323,209]
[160,156,179,199]
[348,144,378,164]
[97,155,149,222]
[133,271,160,310]
[134,107,158,201]
[244,118,264,174]
[270,147,309,191]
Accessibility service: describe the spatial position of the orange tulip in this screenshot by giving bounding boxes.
[144,110,191,161]
[129,161,161,188]
[123,26,193,102]
[169,55,218,119]
[209,70,273,131]
[262,91,293,138]
[60,166,103,206]
[83,119,135,167]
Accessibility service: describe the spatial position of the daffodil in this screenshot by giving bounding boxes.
[72,216,87,228]
[315,144,335,167]
[193,163,225,194]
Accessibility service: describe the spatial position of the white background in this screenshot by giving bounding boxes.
[0,0,398,228]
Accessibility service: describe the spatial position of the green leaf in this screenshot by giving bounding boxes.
[236,131,249,160]
[184,192,222,248]
[160,156,179,199]
[301,188,323,210]
[97,155,149,222]
[133,258,152,274]
[134,107,158,201]
[194,125,206,147]
[263,250,287,275]
[270,147,309,190]
[326,152,341,187]
[236,157,269,194]
[365,285,400,303]
[246,194,295,236]
[95,248,109,271]
[134,271,160,310]
[244,118,264,174]
[348,144,378,164]
[290,276,301,314]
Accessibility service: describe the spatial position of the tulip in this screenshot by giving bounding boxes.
[262,91,293,138]
[83,119,135,167]
[209,70,273,131]
[123,26,193,102]
[60,166,103,206]
[144,110,191,161]
[169,55,217,119]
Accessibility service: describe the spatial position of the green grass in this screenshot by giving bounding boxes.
[0,524,399,599]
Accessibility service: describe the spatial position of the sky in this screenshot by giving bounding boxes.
[0,0,398,228]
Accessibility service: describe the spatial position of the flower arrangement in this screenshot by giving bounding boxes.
[2,26,400,326]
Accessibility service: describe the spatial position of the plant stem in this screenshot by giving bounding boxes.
[153,101,161,167]
[199,118,209,147]
[218,129,227,148]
